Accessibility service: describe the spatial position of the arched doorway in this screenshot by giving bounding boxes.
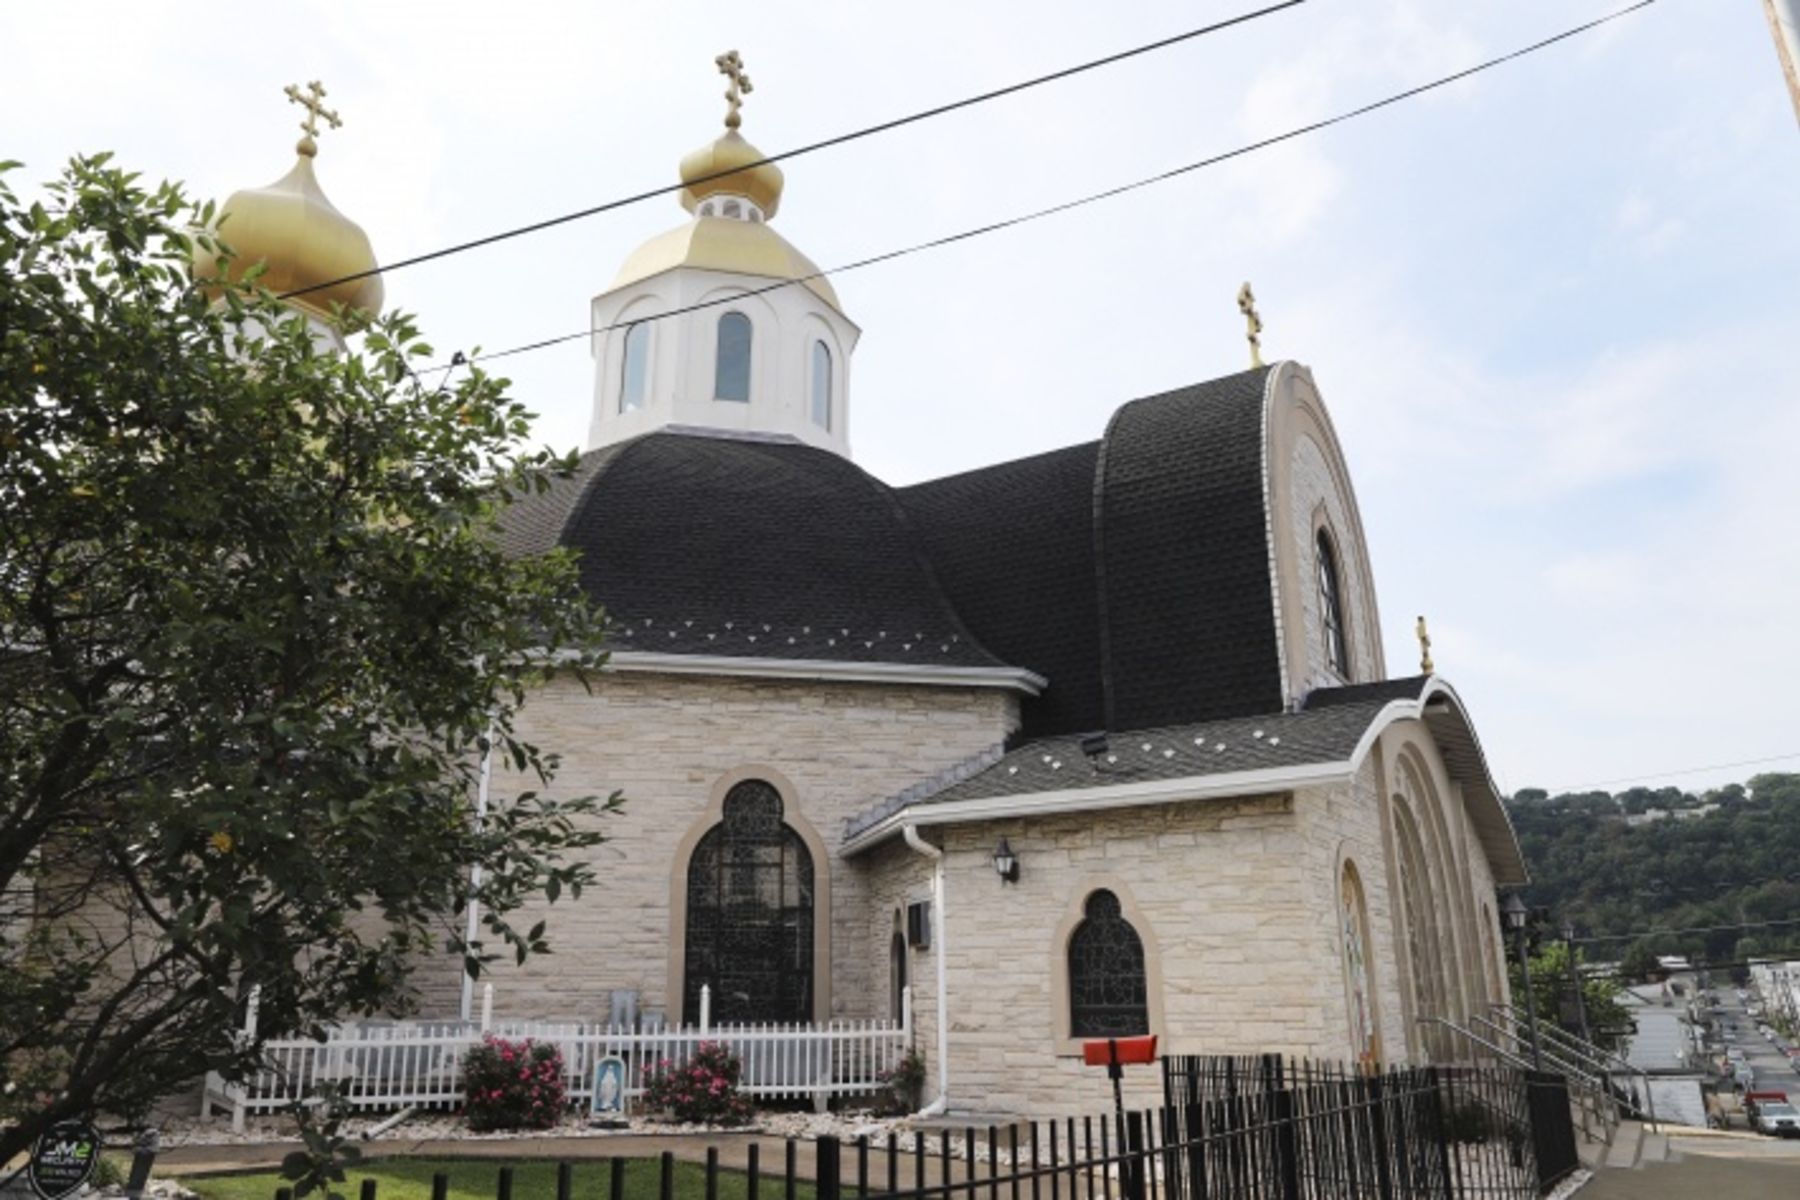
[682,780,815,1024]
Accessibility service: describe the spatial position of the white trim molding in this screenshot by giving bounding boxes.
[843,761,1350,856]
[602,651,1046,695]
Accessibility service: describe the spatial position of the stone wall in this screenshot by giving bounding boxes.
[419,669,1017,1023]
[900,793,1333,1116]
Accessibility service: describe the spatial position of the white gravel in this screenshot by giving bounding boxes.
[152,1108,910,1148]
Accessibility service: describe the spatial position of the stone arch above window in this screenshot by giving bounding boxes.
[1067,889,1149,1037]
[680,778,815,1024]
[714,311,752,403]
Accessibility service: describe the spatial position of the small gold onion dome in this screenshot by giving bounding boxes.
[192,139,383,320]
[679,130,783,219]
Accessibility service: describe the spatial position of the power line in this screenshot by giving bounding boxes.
[276,0,1308,303]
[435,0,1661,372]
[1575,915,1800,946]
[1538,750,1800,795]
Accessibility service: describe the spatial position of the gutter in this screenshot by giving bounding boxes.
[902,824,950,1117]
[602,651,1046,695]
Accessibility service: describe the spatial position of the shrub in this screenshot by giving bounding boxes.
[461,1035,568,1131]
[876,1048,927,1115]
[641,1041,753,1125]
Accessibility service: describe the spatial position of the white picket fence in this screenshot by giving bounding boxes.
[202,985,911,1130]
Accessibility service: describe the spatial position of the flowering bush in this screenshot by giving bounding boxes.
[640,1041,753,1125]
[461,1035,567,1131]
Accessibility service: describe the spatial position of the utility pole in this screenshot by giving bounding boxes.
[1564,922,1594,1047]
[1766,0,1800,126]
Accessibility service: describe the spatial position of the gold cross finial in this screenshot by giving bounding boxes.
[1416,615,1434,674]
[1237,282,1264,369]
[284,80,341,158]
[715,50,753,130]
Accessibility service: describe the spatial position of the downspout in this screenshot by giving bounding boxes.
[902,824,950,1117]
[458,732,496,1024]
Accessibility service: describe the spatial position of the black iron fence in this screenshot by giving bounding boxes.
[267,1058,1579,1200]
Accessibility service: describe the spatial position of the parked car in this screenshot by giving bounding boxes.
[1747,1093,1800,1138]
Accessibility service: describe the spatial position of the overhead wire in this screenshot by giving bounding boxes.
[1536,751,1800,795]
[426,0,1662,372]
[275,0,1308,303]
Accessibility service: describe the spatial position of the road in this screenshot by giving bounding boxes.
[1713,983,1796,1099]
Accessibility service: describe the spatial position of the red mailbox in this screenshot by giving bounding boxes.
[1082,1035,1158,1068]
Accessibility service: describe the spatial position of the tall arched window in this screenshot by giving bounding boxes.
[683,780,814,1024]
[1068,890,1148,1037]
[619,322,649,413]
[715,312,752,403]
[1340,862,1380,1063]
[890,929,908,1020]
[1316,529,1351,679]
[810,340,832,429]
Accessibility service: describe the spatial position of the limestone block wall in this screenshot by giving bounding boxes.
[423,670,1016,1024]
[903,793,1332,1117]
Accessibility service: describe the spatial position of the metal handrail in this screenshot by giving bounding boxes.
[1490,1002,1660,1132]
[1469,1013,1617,1138]
[1416,1017,1603,1144]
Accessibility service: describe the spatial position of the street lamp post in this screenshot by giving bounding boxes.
[1502,892,1544,1070]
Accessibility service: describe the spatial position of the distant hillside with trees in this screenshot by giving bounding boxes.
[1507,772,1800,977]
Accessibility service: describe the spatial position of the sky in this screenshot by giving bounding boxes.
[4,0,1797,797]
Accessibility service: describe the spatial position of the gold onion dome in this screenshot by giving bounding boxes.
[609,51,842,313]
[678,130,784,219]
[191,81,383,321]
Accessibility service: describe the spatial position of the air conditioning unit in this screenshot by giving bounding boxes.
[906,900,932,949]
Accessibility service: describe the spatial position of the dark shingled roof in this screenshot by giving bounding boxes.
[500,369,1290,727]
[898,442,1105,734]
[498,431,1011,670]
[1097,367,1280,729]
[843,676,1430,838]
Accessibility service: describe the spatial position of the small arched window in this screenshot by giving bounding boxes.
[715,312,752,403]
[810,340,832,430]
[1316,529,1351,679]
[722,199,742,220]
[619,322,649,413]
[1068,890,1148,1037]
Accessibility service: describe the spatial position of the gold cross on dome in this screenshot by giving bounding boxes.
[1237,281,1264,369]
[284,80,342,156]
[1416,615,1435,674]
[715,50,754,130]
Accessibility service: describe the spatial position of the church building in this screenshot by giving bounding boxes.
[210,66,1529,1117]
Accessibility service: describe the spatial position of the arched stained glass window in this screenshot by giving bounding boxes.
[1068,890,1148,1037]
[683,781,814,1024]
[715,312,752,403]
[619,322,649,412]
[810,340,832,430]
[1317,529,1351,679]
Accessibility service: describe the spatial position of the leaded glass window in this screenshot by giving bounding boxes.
[683,780,814,1024]
[1068,889,1148,1037]
[1317,529,1351,679]
[715,312,752,402]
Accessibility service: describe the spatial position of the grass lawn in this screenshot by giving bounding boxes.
[180,1158,818,1200]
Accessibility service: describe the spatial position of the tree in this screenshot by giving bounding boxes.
[1508,941,1632,1053]
[0,155,615,1161]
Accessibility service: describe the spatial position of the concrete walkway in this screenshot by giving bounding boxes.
[1582,1152,1800,1196]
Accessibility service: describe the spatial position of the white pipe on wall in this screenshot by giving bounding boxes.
[902,824,950,1117]
[458,732,496,1023]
